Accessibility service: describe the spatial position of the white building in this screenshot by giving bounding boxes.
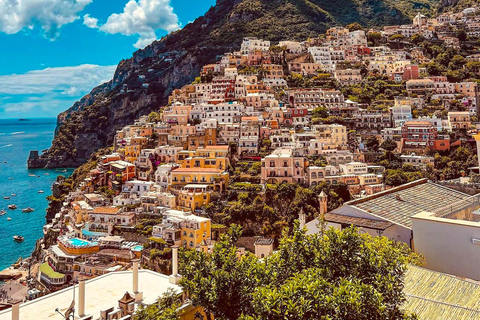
[240,37,271,54]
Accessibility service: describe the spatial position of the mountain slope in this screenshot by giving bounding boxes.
[31,0,439,168]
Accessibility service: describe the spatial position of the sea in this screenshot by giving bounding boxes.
[0,118,73,271]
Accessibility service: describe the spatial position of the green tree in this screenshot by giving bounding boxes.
[365,136,380,152]
[179,224,419,320]
[134,289,180,320]
[381,138,397,152]
[346,22,363,32]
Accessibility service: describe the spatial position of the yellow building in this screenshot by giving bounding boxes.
[177,184,213,212]
[153,209,211,249]
[177,145,230,171]
[125,136,148,162]
[170,168,229,191]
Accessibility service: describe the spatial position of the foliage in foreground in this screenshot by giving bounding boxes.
[174,224,420,320]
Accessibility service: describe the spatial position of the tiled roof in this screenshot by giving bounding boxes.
[255,238,274,245]
[404,265,480,320]
[324,213,394,230]
[346,179,470,228]
[91,206,121,215]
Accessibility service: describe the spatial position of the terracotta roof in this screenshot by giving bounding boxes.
[91,206,121,215]
[324,213,394,230]
[404,121,433,126]
[344,179,470,229]
[118,291,135,303]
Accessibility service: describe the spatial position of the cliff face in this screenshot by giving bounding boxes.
[31,0,440,168]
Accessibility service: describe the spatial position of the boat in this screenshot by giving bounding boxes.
[38,190,44,194]
[11,193,16,196]
[44,173,49,176]
[0,210,6,216]
[13,236,24,243]
[7,217,11,221]
[28,174,35,177]
[8,204,17,210]
[3,196,10,200]
[8,177,13,180]
[22,207,34,213]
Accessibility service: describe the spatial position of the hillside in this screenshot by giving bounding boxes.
[30,0,439,168]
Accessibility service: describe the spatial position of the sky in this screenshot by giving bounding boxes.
[0,0,216,119]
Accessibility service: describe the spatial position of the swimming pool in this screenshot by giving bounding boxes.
[67,238,97,247]
[132,245,144,251]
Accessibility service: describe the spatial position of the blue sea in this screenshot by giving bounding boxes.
[0,118,73,270]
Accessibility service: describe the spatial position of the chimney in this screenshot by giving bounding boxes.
[11,300,20,320]
[298,208,306,228]
[132,260,143,302]
[78,279,86,317]
[169,246,182,285]
[318,190,328,217]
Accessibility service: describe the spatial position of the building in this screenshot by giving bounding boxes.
[448,111,471,130]
[401,121,449,152]
[87,206,136,235]
[307,179,471,248]
[410,191,480,281]
[406,79,435,95]
[334,69,362,85]
[0,263,205,320]
[261,148,306,184]
[152,209,211,249]
[254,238,274,258]
[240,37,270,54]
[400,153,434,169]
[288,88,345,110]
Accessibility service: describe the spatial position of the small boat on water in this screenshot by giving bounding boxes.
[11,193,16,196]
[44,173,49,176]
[7,217,11,221]
[13,236,24,243]
[22,207,34,213]
[8,204,17,210]
[3,196,10,200]
[0,210,6,216]
[38,190,44,194]
[8,177,13,180]
[28,174,35,177]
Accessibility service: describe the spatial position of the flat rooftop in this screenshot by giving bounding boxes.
[0,270,181,320]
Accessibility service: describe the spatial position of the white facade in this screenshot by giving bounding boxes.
[413,211,480,281]
[240,37,271,54]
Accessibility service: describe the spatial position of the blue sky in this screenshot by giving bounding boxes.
[0,0,216,118]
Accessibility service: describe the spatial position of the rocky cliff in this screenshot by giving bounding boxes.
[29,0,440,168]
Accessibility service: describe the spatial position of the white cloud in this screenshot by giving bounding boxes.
[0,0,93,38]
[0,64,116,117]
[0,64,116,95]
[96,0,180,48]
[83,14,98,29]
